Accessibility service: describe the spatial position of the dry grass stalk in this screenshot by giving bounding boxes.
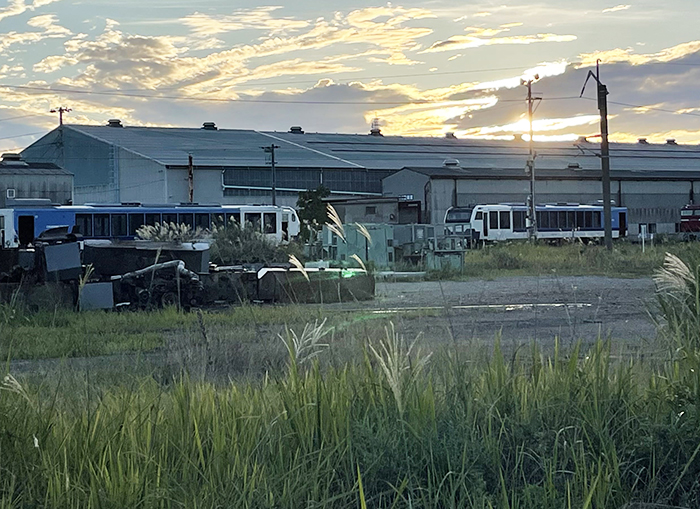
[653,252,696,295]
[355,223,372,246]
[280,319,333,366]
[350,254,367,272]
[288,254,310,282]
[326,204,346,242]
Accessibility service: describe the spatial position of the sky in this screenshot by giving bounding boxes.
[0,0,699,152]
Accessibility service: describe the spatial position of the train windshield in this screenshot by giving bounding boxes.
[445,208,473,223]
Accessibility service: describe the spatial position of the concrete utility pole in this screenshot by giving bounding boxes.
[50,106,71,125]
[522,76,540,240]
[262,144,279,205]
[580,60,613,251]
[188,153,194,203]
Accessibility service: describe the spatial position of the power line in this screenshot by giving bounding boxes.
[581,96,700,118]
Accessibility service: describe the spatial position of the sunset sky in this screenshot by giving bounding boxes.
[0,0,698,151]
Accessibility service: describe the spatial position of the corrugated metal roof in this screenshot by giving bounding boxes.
[0,162,70,175]
[62,124,700,175]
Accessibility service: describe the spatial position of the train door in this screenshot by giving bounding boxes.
[17,214,34,245]
[281,211,289,242]
[619,211,627,237]
[0,210,12,248]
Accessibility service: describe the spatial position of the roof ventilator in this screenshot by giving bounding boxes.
[666,139,677,145]
[288,126,304,134]
[107,119,123,128]
[0,153,28,166]
[445,132,456,139]
[567,162,581,169]
[201,122,217,130]
[637,137,649,144]
[443,158,460,167]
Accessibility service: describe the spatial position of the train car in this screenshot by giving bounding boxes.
[680,204,700,235]
[0,203,300,248]
[468,203,627,242]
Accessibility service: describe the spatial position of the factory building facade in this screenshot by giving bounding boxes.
[0,153,72,207]
[20,120,700,235]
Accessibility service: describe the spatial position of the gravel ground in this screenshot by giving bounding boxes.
[328,275,659,352]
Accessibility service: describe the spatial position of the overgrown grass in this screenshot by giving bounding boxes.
[0,304,425,361]
[427,241,700,279]
[1,333,699,508]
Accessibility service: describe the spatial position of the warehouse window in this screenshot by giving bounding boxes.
[365,206,377,215]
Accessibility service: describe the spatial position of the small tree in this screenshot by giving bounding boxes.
[296,185,330,242]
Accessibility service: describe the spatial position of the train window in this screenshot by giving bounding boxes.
[584,211,593,229]
[162,213,177,225]
[264,213,277,234]
[499,211,510,229]
[475,211,483,220]
[513,211,526,231]
[225,212,240,225]
[128,213,145,236]
[576,211,584,229]
[489,211,498,229]
[145,213,160,226]
[94,214,110,237]
[558,211,567,230]
[593,212,601,229]
[212,214,225,226]
[195,213,210,230]
[75,214,92,236]
[681,210,693,216]
[178,213,194,228]
[246,212,262,231]
[539,211,549,229]
[567,212,576,230]
[111,214,127,237]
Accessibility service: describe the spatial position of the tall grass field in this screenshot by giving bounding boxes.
[1,253,700,507]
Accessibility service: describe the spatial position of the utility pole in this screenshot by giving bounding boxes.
[187,153,194,203]
[262,144,279,205]
[522,75,540,240]
[580,60,613,251]
[50,106,71,125]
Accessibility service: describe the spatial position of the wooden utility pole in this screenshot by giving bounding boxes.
[581,61,613,251]
[522,76,540,240]
[50,106,71,125]
[188,153,194,203]
[262,144,279,205]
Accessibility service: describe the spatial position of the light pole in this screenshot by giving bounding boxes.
[521,75,540,240]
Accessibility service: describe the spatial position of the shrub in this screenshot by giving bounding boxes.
[210,221,288,265]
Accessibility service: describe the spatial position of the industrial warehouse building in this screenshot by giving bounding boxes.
[20,120,700,235]
[0,153,72,207]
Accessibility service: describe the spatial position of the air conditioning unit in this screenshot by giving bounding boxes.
[6,188,16,199]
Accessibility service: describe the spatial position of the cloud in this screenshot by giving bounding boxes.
[423,33,577,53]
[602,4,631,13]
[182,7,309,36]
[578,40,700,66]
[0,0,61,23]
